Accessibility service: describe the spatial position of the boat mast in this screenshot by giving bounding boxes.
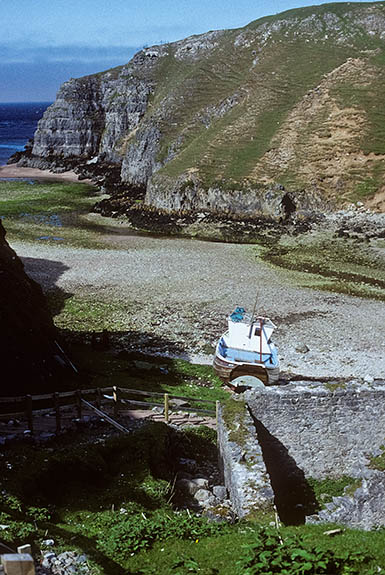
[248,293,258,339]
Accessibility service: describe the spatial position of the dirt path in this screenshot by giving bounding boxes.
[12,233,385,382]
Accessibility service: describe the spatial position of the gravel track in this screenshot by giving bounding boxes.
[13,235,385,381]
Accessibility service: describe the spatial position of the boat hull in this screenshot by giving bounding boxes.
[213,353,280,386]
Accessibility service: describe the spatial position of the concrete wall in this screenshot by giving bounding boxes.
[245,381,385,479]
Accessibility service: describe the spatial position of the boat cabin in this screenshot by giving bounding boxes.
[221,307,276,363]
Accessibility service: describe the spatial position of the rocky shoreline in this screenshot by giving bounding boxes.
[5,160,384,245]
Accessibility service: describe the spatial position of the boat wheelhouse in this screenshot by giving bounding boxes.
[213,307,280,385]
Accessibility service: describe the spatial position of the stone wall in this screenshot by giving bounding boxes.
[218,381,385,527]
[217,401,274,518]
[245,381,385,479]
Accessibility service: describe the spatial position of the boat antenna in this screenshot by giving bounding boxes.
[248,292,259,338]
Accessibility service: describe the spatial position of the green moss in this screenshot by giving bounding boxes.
[369,444,385,471]
[307,476,362,507]
[324,382,347,392]
[48,292,133,332]
[243,507,275,522]
[222,399,249,447]
[354,178,380,202]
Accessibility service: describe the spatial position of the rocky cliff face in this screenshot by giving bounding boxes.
[0,220,73,395]
[17,2,385,216]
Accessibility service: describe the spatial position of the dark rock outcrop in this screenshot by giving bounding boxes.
[0,220,73,395]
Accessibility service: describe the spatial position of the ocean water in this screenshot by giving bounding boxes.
[0,102,51,166]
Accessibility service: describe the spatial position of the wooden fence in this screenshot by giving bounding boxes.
[0,386,219,434]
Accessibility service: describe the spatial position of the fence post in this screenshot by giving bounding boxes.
[25,395,33,434]
[164,393,169,423]
[53,392,61,434]
[216,401,220,427]
[76,390,82,419]
[113,386,119,417]
[96,387,102,410]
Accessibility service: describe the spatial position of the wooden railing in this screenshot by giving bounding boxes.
[0,386,219,434]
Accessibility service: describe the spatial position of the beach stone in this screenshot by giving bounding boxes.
[194,488,216,507]
[41,551,89,575]
[296,343,310,353]
[42,539,55,547]
[151,406,163,414]
[192,478,209,489]
[212,485,228,501]
[176,477,208,496]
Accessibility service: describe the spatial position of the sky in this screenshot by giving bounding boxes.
[0,0,375,102]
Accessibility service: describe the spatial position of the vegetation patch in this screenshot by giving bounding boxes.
[222,399,249,447]
[307,476,362,507]
[47,291,133,333]
[260,231,385,301]
[0,180,120,249]
[235,526,375,575]
[369,445,385,472]
[1,431,385,574]
[324,382,347,392]
[56,342,229,406]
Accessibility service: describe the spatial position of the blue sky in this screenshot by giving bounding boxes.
[1,0,374,102]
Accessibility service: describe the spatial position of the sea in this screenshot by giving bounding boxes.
[0,102,51,166]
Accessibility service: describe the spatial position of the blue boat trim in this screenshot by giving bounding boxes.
[218,337,279,368]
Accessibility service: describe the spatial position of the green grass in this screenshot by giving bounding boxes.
[331,59,385,156]
[158,37,352,187]
[0,180,94,215]
[127,525,385,574]
[2,427,385,575]
[0,180,111,249]
[47,290,134,332]
[66,343,229,405]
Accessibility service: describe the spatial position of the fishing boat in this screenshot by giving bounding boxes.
[213,306,280,386]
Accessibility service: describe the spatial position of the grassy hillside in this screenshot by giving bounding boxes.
[133,1,385,207]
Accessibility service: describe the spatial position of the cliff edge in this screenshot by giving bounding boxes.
[16,2,385,217]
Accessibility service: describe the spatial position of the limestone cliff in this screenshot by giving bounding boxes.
[17,2,385,216]
[0,221,73,395]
